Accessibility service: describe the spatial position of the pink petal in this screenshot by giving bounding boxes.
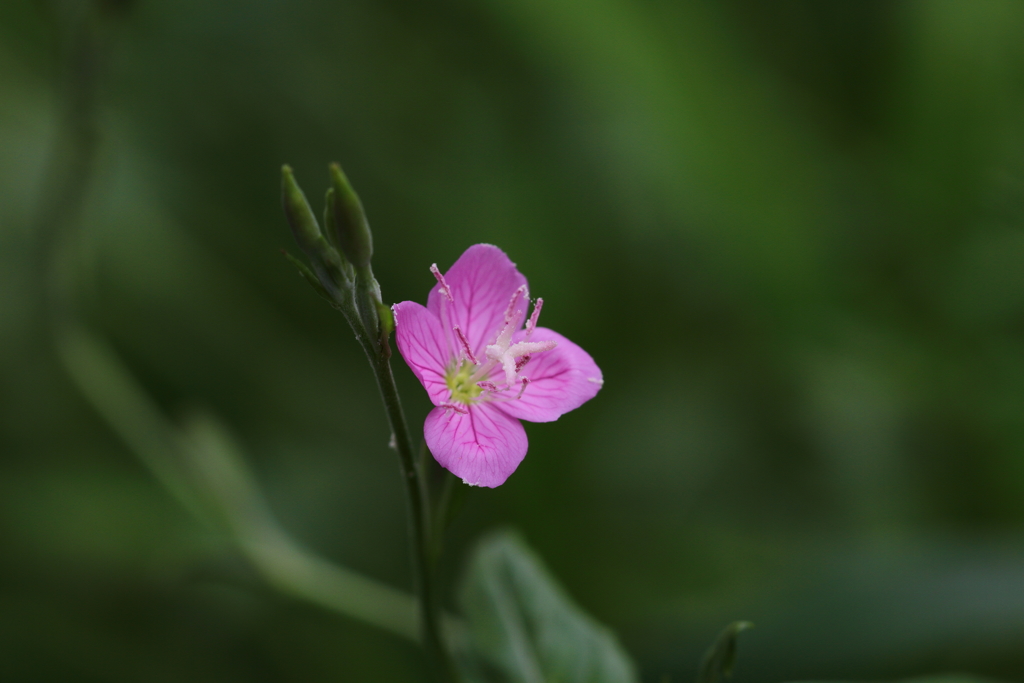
[497,327,603,423]
[424,403,528,487]
[393,301,452,406]
[428,244,529,359]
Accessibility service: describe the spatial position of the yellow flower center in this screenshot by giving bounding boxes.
[446,360,483,404]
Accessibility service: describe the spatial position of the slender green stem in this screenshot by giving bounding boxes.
[320,253,454,677]
[430,470,459,562]
[368,346,453,679]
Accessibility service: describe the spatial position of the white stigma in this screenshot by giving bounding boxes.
[486,338,556,387]
[449,284,558,404]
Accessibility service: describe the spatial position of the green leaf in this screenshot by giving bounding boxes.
[697,621,753,683]
[457,530,639,683]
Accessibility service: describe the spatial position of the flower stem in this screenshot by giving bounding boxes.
[283,167,455,679]
[340,262,451,678]
[368,346,453,680]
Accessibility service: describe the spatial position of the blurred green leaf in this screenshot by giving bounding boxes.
[457,530,639,683]
[697,621,752,683]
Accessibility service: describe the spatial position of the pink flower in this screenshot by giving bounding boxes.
[392,244,603,487]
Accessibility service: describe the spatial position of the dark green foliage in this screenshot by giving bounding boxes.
[4,0,1024,680]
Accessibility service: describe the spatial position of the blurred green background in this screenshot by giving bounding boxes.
[3,0,1024,680]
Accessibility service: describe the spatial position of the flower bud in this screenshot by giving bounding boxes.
[323,188,355,281]
[280,165,324,257]
[281,165,347,291]
[327,163,373,269]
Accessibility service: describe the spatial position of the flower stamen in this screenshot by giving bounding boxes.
[430,263,453,302]
[526,297,543,339]
[504,285,528,323]
[431,263,459,358]
[516,377,530,399]
[453,325,478,364]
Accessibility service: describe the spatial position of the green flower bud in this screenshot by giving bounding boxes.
[327,163,373,269]
[323,188,355,282]
[280,165,324,257]
[281,165,347,282]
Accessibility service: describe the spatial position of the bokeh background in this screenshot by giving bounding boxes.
[3,0,1024,680]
